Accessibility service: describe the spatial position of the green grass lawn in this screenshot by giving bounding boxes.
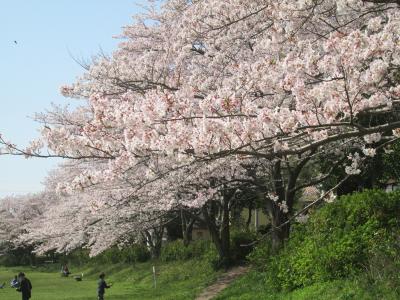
[3,262,399,300]
[214,270,400,300]
[0,259,218,300]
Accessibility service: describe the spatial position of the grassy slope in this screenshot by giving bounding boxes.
[215,270,399,300]
[1,262,397,299]
[0,259,218,300]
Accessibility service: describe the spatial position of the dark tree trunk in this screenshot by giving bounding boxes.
[182,222,194,247]
[203,204,231,267]
[202,196,232,268]
[266,155,310,252]
[143,226,164,259]
[181,210,195,247]
[202,205,223,256]
[245,204,253,230]
[269,160,289,252]
[270,208,290,252]
[220,195,231,263]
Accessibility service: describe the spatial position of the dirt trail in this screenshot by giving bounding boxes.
[195,265,249,300]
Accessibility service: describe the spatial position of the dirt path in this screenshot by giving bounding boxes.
[196,265,249,300]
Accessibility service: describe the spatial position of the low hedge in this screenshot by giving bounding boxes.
[249,190,400,291]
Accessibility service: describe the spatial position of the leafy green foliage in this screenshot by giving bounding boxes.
[160,240,212,262]
[250,190,400,291]
[92,244,151,264]
[59,244,151,267]
[230,230,257,262]
[0,246,36,267]
[381,140,400,182]
[159,231,258,268]
[215,270,400,300]
[159,238,224,271]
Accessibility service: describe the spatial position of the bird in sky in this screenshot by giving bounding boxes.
[14,40,17,44]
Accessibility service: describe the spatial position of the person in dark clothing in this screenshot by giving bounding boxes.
[97,272,112,300]
[62,264,70,277]
[16,272,32,300]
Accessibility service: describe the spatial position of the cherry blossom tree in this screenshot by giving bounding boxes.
[0,192,49,263]
[2,0,400,250]
[17,164,169,257]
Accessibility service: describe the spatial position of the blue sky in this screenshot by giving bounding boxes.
[0,0,146,197]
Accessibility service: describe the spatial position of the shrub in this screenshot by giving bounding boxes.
[160,239,212,262]
[202,243,220,270]
[159,239,225,270]
[230,230,257,261]
[0,245,36,267]
[123,243,151,263]
[63,249,90,266]
[247,240,272,269]
[254,190,400,291]
[92,244,150,265]
[60,244,150,266]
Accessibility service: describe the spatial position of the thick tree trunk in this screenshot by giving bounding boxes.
[220,196,231,264]
[269,160,288,252]
[266,154,312,252]
[182,223,194,247]
[245,205,253,230]
[202,199,232,268]
[143,226,164,259]
[153,229,163,259]
[181,210,195,247]
[270,209,290,252]
[207,218,225,258]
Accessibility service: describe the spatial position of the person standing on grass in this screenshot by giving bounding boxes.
[98,272,112,300]
[16,272,32,300]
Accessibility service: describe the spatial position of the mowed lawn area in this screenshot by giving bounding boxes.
[0,259,218,300]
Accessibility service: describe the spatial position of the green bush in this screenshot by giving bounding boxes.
[59,243,150,266]
[247,240,272,269]
[160,239,212,262]
[159,239,223,270]
[160,229,258,266]
[0,254,20,267]
[252,190,400,291]
[159,231,258,268]
[230,230,257,261]
[0,245,36,267]
[92,244,150,265]
[62,249,90,266]
[124,243,151,263]
[202,243,220,270]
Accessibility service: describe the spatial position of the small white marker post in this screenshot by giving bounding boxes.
[152,265,157,288]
